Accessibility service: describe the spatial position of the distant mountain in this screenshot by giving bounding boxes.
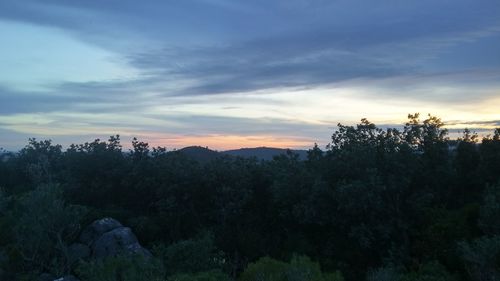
[176,146,221,163]
[175,146,309,163]
[223,147,308,161]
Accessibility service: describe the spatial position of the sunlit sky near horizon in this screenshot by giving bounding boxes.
[1,0,500,150]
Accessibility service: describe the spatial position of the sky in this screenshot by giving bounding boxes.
[0,0,499,151]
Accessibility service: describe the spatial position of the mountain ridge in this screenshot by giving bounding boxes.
[176,145,309,162]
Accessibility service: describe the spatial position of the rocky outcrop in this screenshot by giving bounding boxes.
[50,218,151,281]
[91,226,152,258]
[79,217,123,246]
[78,217,151,259]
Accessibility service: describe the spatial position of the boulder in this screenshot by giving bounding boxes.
[91,226,152,259]
[79,218,122,245]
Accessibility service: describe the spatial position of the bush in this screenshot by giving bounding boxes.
[366,266,400,281]
[154,233,226,276]
[76,255,165,281]
[168,270,231,281]
[402,261,457,281]
[479,184,500,235]
[286,255,324,281]
[11,184,86,275]
[239,257,288,281]
[458,236,500,281]
[323,272,344,281]
[239,255,343,281]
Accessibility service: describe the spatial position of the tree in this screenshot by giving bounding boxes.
[239,255,343,281]
[12,184,86,275]
[130,137,150,162]
[402,261,456,281]
[404,113,448,152]
[153,233,226,277]
[366,266,400,281]
[404,113,452,204]
[458,236,500,281]
[478,184,500,236]
[479,129,500,184]
[64,135,128,208]
[16,139,63,187]
[167,270,231,281]
[454,129,481,204]
[76,255,165,281]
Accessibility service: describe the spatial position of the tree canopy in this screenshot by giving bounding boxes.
[0,114,499,281]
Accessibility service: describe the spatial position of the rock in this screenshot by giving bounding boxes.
[53,275,79,281]
[77,217,152,260]
[125,241,154,257]
[79,218,122,245]
[91,226,152,259]
[67,243,90,265]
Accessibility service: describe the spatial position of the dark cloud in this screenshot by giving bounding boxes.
[0,83,158,115]
[127,35,401,96]
[446,120,500,127]
[0,86,88,114]
[124,8,500,96]
[1,0,499,98]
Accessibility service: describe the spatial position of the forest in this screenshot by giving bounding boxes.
[0,113,499,281]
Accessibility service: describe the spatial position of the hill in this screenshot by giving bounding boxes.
[176,146,309,162]
[223,147,308,161]
[176,146,221,163]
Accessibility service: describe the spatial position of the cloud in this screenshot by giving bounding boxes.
[446,119,500,128]
[0,111,328,150]
[329,70,500,104]
[141,114,333,137]
[124,19,500,97]
[0,0,499,150]
[1,0,499,99]
[0,86,90,114]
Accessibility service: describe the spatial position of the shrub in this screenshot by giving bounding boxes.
[239,255,343,281]
[12,184,86,275]
[154,233,226,276]
[239,256,288,281]
[168,270,231,281]
[458,236,500,281]
[402,261,457,281]
[76,255,165,281]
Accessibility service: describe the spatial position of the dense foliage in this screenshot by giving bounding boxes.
[1,113,500,280]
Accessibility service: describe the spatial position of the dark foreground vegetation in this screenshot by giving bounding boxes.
[1,113,500,281]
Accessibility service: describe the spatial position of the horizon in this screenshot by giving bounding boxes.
[0,122,496,152]
[1,1,500,150]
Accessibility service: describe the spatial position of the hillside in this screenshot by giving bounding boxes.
[176,146,221,163]
[176,146,308,162]
[223,147,308,161]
